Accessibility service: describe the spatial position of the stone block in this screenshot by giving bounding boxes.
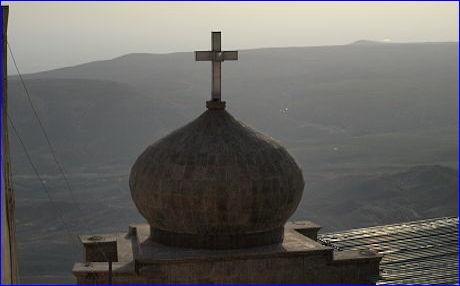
[80,234,118,262]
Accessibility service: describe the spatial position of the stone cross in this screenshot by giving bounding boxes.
[195,32,238,102]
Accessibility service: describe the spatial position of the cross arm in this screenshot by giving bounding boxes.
[222,51,238,61]
[195,51,213,61]
[195,51,239,62]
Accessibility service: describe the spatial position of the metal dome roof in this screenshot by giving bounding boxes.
[129,108,305,249]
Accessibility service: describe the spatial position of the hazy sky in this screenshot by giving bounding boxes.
[3,1,459,74]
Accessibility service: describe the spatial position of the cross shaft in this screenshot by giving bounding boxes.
[195,32,238,102]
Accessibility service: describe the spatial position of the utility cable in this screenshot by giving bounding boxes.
[7,42,112,271]
[7,114,81,250]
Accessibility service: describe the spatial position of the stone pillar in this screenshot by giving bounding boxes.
[2,5,19,284]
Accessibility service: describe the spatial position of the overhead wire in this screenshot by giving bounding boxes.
[7,114,81,251]
[7,41,81,212]
[7,42,113,272]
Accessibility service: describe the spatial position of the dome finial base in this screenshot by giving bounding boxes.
[206,100,226,110]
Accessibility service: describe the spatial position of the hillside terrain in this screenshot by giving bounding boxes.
[7,41,458,283]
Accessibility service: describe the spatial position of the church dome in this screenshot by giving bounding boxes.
[129,106,305,249]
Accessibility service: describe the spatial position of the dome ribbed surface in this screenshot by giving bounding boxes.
[129,109,304,249]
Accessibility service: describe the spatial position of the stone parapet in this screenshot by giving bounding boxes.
[73,221,382,284]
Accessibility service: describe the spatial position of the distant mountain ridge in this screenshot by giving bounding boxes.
[350,39,390,45]
[9,41,458,171]
[12,40,457,76]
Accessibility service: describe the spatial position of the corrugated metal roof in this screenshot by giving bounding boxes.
[319,217,459,285]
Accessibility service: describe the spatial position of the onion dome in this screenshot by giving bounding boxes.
[129,103,304,249]
[129,31,304,249]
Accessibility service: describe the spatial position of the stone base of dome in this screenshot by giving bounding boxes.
[150,227,284,249]
[206,100,226,109]
[73,222,382,284]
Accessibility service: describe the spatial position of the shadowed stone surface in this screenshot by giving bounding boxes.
[129,109,305,249]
